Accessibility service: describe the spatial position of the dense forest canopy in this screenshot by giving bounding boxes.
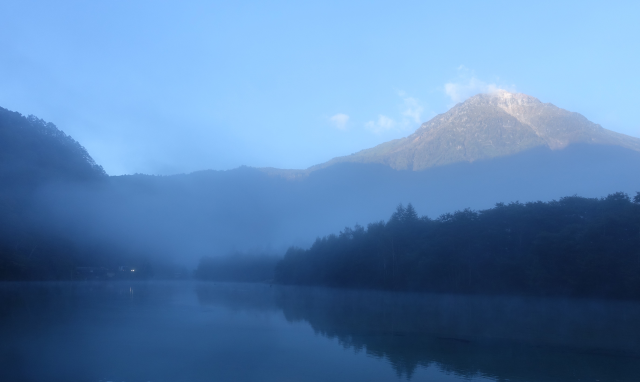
[276,192,640,299]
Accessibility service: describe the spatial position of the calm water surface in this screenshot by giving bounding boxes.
[1,281,640,382]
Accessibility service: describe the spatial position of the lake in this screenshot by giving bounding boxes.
[1,281,639,382]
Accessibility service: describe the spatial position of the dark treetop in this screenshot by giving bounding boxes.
[276,192,640,299]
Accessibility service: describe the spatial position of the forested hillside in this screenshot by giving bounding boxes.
[276,193,640,299]
[0,107,106,186]
[0,107,123,280]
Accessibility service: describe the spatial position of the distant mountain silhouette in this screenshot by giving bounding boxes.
[310,91,640,171]
[37,143,640,268]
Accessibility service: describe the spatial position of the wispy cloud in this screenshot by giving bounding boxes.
[399,93,424,124]
[444,65,514,104]
[364,92,429,135]
[329,113,349,129]
[365,115,396,134]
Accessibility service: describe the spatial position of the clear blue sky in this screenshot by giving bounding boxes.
[1,0,638,175]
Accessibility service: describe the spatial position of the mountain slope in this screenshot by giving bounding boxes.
[0,106,106,186]
[0,107,109,280]
[313,91,640,171]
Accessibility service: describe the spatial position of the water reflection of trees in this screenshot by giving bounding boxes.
[198,283,640,381]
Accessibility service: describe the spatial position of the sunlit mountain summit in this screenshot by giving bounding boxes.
[313,91,640,171]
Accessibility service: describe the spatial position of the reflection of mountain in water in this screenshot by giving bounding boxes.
[197,283,640,381]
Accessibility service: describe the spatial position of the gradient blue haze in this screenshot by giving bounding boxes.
[0,0,638,175]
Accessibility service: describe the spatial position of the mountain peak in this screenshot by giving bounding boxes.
[313,92,640,172]
[467,90,540,106]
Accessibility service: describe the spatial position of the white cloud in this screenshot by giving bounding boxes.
[444,65,513,104]
[363,92,428,135]
[329,113,349,129]
[444,79,501,103]
[401,96,423,124]
[365,115,396,134]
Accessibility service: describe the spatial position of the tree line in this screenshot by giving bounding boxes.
[275,192,640,299]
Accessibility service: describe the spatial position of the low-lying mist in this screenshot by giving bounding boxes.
[25,144,640,273]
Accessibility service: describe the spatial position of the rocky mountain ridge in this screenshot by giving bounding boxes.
[309,91,640,172]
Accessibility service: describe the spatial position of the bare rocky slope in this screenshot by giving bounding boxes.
[310,91,640,171]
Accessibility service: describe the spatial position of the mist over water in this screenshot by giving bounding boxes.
[2,281,639,382]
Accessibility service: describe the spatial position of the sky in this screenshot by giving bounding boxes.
[0,0,639,176]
